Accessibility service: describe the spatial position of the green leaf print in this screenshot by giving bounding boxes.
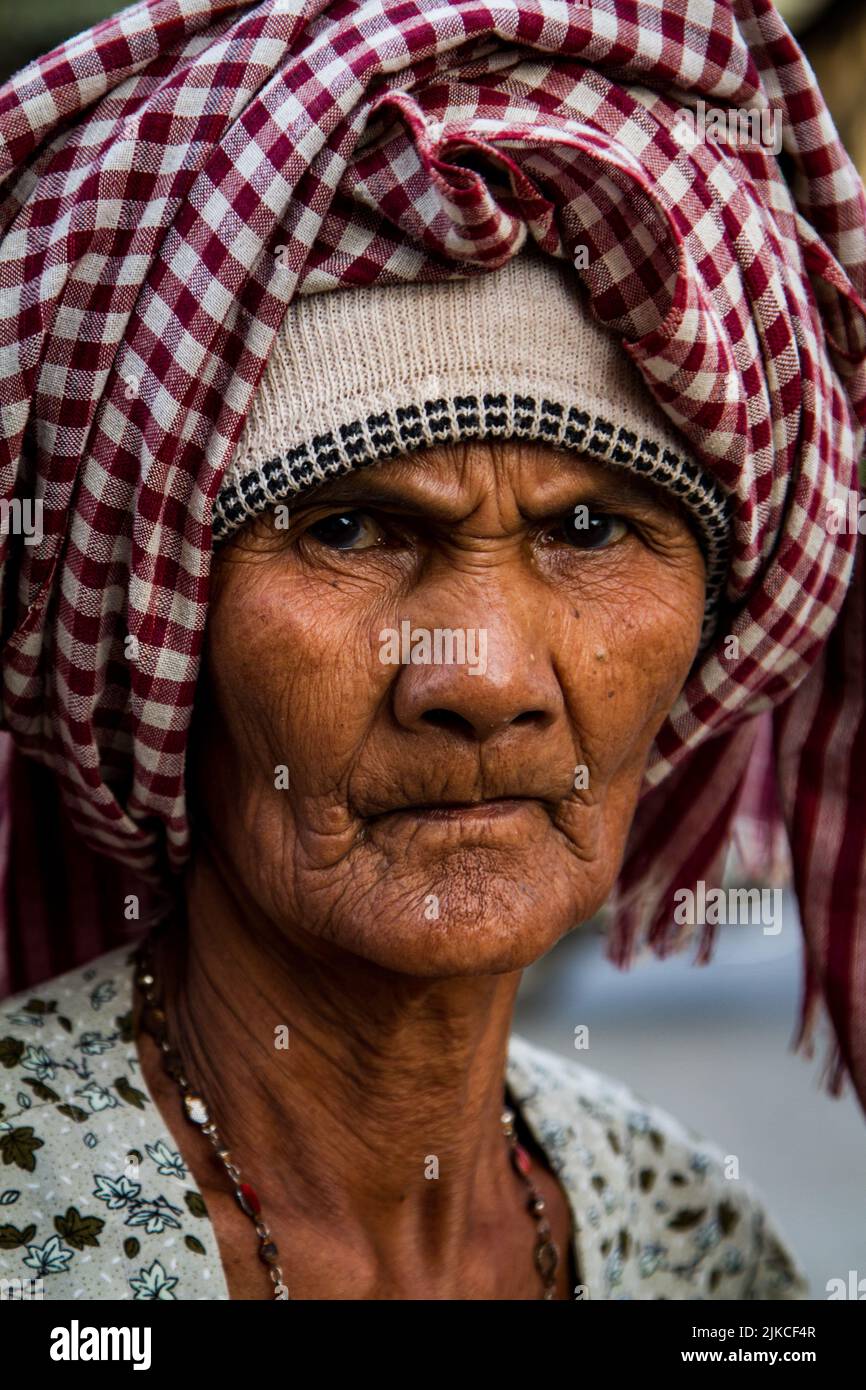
[23,1078,60,1103]
[184,1191,209,1219]
[0,1037,25,1070]
[18,999,56,1019]
[115,1011,134,1043]
[666,1207,708,1231]
[129,1259,177,1299]
[717,1200,739,1236]
[54,1206,106,1250]
[114,1076,148,1110]
[0,1126,44,1172]
[124,1237,141,1259]
[184,1235,206,1255]
[55,1104,90,1123]
[0,1222,36,1248]
[90,982,116,1010]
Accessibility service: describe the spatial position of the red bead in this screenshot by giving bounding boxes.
[236,1182,261,1217]
[513,1142,532,1177]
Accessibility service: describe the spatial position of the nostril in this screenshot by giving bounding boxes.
[419,707,549,737]
[421,708,477,737]
[511,710,547,728]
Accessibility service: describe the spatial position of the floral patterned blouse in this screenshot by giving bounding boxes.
[0,943,809,1300]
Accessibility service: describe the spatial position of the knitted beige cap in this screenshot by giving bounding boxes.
[215,248,730,637]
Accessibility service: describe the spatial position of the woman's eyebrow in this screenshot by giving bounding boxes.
[295,475,436,510]
[296,464,680,519]
[295,478,465,526]
[576,472,684,516]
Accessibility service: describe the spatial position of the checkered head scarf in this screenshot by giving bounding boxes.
[1,0,865,1107]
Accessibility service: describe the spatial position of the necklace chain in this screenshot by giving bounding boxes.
[133,932,561,1299]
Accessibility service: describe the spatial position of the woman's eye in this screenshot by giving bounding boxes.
[306,510,385,551]
[557,508,629,550]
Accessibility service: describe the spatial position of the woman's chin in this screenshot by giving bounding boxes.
[314,869,602,978]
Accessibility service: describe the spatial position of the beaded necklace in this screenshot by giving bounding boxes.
[133,931,562,1299]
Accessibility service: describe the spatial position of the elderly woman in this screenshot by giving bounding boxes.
[0,0,864,1302]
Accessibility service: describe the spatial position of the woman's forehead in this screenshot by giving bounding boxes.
[291,443,692,519]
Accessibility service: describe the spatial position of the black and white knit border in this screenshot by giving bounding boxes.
[213,392,733,647]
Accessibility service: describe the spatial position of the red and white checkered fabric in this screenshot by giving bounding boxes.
[1,0,865,1105]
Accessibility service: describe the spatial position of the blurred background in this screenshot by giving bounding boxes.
[2,0,865,1298]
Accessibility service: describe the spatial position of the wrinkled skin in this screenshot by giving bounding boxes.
[191,439,706,975]
[138,439,707,1300]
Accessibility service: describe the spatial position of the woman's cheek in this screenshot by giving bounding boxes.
[249,612,385,800]
[562,584,702,781]
[605,562,703,683]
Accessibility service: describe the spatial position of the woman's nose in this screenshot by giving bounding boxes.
[390,625,562,744]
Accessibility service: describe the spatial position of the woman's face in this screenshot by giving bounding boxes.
[192,441,706,976]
